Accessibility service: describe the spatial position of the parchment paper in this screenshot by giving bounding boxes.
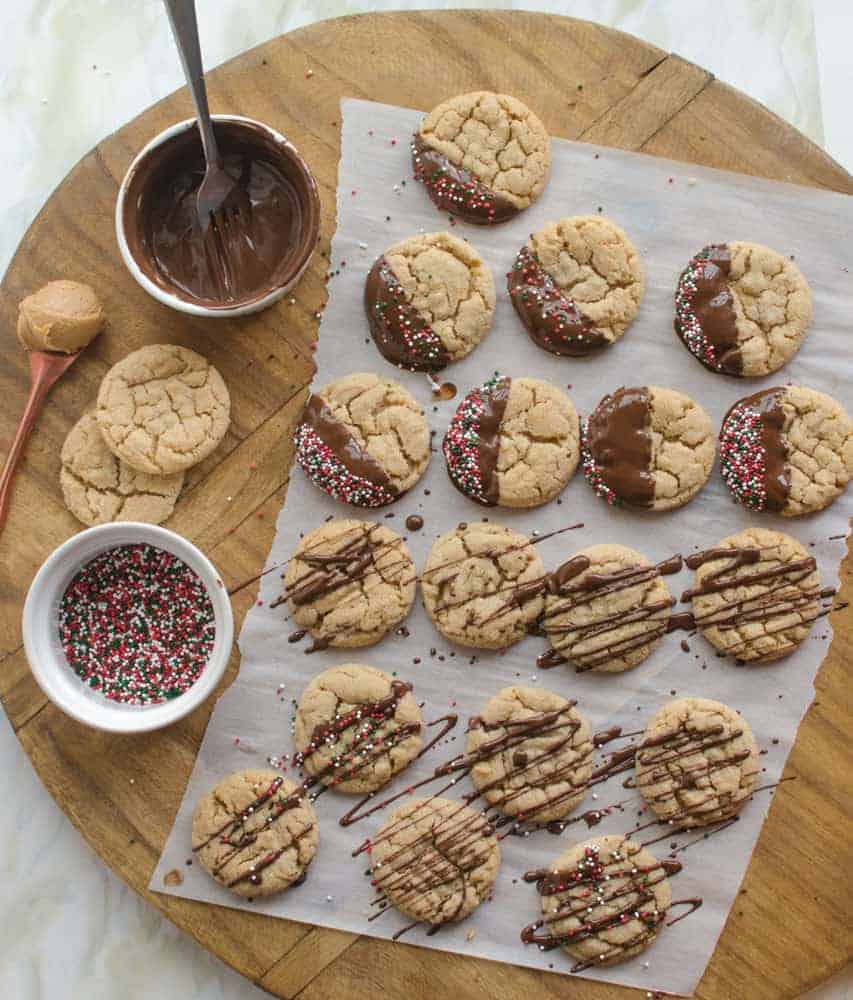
[151,99,853,996]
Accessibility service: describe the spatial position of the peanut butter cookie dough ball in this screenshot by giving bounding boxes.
[674,241,811,376]
[581,385,714,511]
[364,231,495,372]
[17,280,105,353]
[192,770,318,898]
[720,385,853,516]
[294,372,430,508]
[443,374,579,507]
[421,522,545,649]
[412,91,550,224]
[508,216,643,356]
[96,343,230,475]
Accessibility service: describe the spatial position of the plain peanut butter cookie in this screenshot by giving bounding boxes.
[683,527,822,663]
[421,522,545,649]
[412,91,550,224]
[674,241,812,376]
[720,385,853,516]
[582,385,715,511]
[465,686,593,823]
[522,835,678,967]
[60,412,184,526]
[443,373,579,507]
[96,344,230,475]
[283,519,415,648]
[364,231,495,372]
[634,697,759,828]
[294,372,430,508]
[541,544,677,674]
[508,216,644,357]
[369,796,500,926]
[294,664,423,794]
[192,770,318,898]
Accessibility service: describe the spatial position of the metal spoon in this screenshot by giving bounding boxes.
[0,350,82,533]
[162,0,238,230]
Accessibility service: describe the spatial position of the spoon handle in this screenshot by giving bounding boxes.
[163,0,220,167]
[0,354,67,534]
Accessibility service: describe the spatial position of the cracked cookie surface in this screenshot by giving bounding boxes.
[192,770,318,898]
[720,385,853,516]
[674,241,811,376]
[467,686,593,823]
[635,697,759,828]
[294,664,423,794]
[369,795,500,925]
[421,522,545,649]
[283,519,415,647]
[96,344,230,475]
[525,835,675,966]
[509,216,643,356]
[542,544,675,674]
[582,385,714,511]
[684,526,822,663]
[443,374,579,508]
[60,412,183,526]
[365,231,495,371]
[414,91,550,222]
[295,372,431,506]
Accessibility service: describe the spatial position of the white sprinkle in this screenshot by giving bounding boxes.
[358,241,368,250]
[41,97,48,104]
[687,177,697,186]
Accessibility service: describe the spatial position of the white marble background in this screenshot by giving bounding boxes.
[0,2,849,997]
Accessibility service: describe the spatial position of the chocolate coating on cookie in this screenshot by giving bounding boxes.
[411,134,518,224]
[720,387,789,512]
[582,386,654,508]
[674,244,740,374]
[364,256,451,371]
[443,373,510,505]
[507,245,606,356]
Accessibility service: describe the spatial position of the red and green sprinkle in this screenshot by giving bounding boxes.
[675,245,727,370]
[294,424,396,508]
[443,373,507,503]
[58,544,215,706]
[580,417,618,506]
[720,399,769,510]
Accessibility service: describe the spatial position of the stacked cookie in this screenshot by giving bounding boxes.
[60,343,231,527]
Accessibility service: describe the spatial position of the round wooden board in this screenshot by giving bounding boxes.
[1,11,850,999]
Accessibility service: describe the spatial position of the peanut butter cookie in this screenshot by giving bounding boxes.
[96,344,230,475]
[540,544,678,674]
[720,385,853,515]
[364,231,495,372]
[683,527,823,663]
[412,91,550,224]
[674,241,811,376]
[294,372,430,508]
[634,697,759,827]
[465,686,593,823]
[421,522,545,649]
[443,374,579,507]
[60,412,183,526]
[582,385,714,511]
[369,796,500,925]
[283,519,415,648]
[192,770,318,898]
[294,664,423,794]
[508,216,644,356]
[522,835,678,967]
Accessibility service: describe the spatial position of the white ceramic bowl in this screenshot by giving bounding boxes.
[115,114,320,317]
[22,523,234,734]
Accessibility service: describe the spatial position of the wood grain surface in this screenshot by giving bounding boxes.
[1,11,851,999]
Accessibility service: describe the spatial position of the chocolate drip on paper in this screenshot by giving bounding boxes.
[300,395,398,497]
[676,244,741,374]
[585,386,654,507]
[724,387,791,511]
[507,245,607,356]
[364,256,450,372]
[411,133,517,224]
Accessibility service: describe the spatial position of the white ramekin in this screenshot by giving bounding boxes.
[22,522,234,734]
[115,114,320,318]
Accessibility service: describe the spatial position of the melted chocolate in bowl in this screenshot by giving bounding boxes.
[121,118,320,310]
